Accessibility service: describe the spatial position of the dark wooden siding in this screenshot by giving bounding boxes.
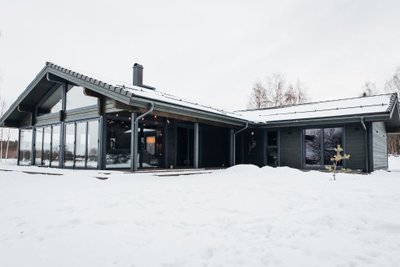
[372,122,388,170]
[345,123,366,171]
[279,127,302,169]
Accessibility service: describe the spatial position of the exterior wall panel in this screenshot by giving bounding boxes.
[279,127,302,169]
[344,123,366,171]
[372,122,388,170]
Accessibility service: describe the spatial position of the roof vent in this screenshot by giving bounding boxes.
[132,63,156,90]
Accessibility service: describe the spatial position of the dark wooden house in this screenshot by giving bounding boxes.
[1,62,399,172]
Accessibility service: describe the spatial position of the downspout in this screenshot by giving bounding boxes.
[360,117,369,173]
[232,122,249,166]
[131,102,154,171]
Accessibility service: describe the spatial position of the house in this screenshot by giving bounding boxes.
[0,62,399,172]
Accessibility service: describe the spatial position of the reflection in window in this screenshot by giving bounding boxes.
[51,125,60,167]
[75,122,87,167]
[305,129,322,165]
[19,129,32,165]
[66,86,97,111]
[106,119,131,168]
[35,128,43,166]
[64,123,75,167]
[324,128,343,165]
[87,120,99,168]
[43,126,51,166]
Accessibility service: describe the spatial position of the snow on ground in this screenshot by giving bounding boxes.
[0,158,400,267]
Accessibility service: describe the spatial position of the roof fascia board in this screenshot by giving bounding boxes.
[0,65,49,126]
[255,113,391,128]
[129,96,249,127]
[46,69,132,105]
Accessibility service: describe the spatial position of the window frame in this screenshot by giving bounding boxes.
[303,126,346,169]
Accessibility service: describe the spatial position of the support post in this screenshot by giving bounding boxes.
[59,83,67,168]
[98,115,106,170]
[163,118,168,168]
[194,122,199,168]
[131,113,137,171]
[229,129,235,166]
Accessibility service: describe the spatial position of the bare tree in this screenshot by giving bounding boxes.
[385,67,400,96]
[248,74,309,109]
[384,67,400,155]
[361,81,379,96]
[247,82,268,109]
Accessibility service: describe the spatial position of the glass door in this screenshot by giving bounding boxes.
[266,131,279,167]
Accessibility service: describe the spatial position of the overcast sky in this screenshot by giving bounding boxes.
[1,0,400,111]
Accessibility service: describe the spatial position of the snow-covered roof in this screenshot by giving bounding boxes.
[236,94,397,124]
[1,61,398,129]
[116,83,244,120]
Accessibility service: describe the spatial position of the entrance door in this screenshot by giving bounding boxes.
[177,127,194,167]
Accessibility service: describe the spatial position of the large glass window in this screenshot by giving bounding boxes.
[64,123,75,167]
[75,122,87,167]
[51,125,60,167]
[304,127,343,167]
[305,129,322,165]
[35,128,43,166]
[66,86,97,111]
[19,129,32,165]
[106,119,131,168]
[323,128,343,166]
[43,126,51,166]
[87,120,99,168]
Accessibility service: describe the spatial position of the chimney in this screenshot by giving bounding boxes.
[133,63,143,86]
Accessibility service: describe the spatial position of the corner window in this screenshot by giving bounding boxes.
[19,129,32,165]
[304,127,343,167]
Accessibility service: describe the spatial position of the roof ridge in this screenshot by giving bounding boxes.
[235,93,395,113]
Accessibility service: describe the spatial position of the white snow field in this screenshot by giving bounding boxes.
[0,158,400,267]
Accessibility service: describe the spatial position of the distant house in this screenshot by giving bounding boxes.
[0,62,399,172]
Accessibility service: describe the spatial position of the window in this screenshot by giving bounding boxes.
[87,120,99,168]
[62,119,99,169]
[75,122,87,167]
[64,123,75,167]
[304,127,343,167]
[106,119,131,168]
[66,86,97,110]
[51,125,61,167]
[35,128,43,165]
[42,126,51,166]
[323,128,343,165]
[19,129,32,165]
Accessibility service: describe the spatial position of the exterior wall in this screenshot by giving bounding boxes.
[279,127,302,169]
[372,122,388,170]
[344,123,366,171]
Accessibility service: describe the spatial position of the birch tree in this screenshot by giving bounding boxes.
[247,74,309,109]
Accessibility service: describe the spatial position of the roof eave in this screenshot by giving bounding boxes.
[256,112,392,128]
